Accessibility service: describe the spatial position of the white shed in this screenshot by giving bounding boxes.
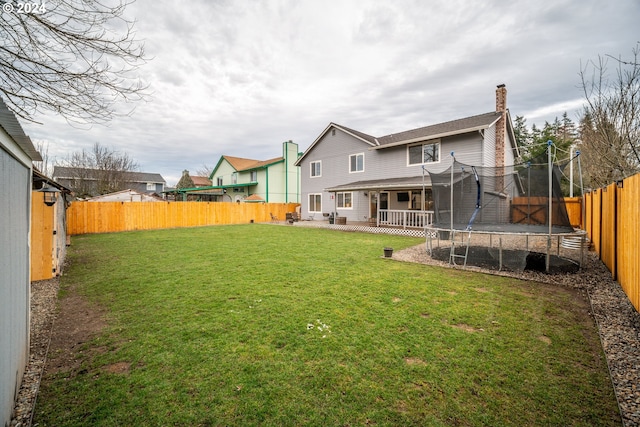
[0,98,41,425]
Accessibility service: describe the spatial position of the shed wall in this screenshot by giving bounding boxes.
[0,147,30,425]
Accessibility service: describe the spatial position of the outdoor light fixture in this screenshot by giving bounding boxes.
[38,186,60,206]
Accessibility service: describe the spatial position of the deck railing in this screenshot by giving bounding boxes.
[378,209,434,229]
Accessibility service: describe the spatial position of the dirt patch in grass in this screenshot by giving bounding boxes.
[44,283,108,377]
[405,357,427,365]
[451,323,483,333]
[103,361,131,375]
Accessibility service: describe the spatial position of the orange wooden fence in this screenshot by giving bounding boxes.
[67,201,299,235]
[511,197,582,227]
[583,175,640,312]
[31,191,67,281]
[31,191,55,280]
[563,197,582,228]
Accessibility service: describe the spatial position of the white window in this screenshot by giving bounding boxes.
[250,171,257,181]
[349,153,364,173]
[408,141,440,165]
[310,161,321,177]
[146,182,155,191]
[336,192,352,209]
[308,193,322,212]
[231,173,238,184]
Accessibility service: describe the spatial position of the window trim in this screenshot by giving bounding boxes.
[216,177,223,186]
[146,182,155,191]
[310,161,322,178]
[336,191,353,209]
[250,170,257,181]
[308,193,322,213]
[407,140,441,166]
[349,153,364,173]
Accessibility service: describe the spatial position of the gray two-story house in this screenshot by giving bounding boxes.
[295,85,518,227]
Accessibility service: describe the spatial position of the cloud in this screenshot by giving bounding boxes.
[21,0,640,186]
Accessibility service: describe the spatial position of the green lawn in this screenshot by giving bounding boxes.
[35,225,620,426]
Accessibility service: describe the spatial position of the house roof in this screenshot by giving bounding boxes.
[86,189,164,202]
[244,194,265,202]
[0,97,42,162]
[325,175,432,192]
[295,111,514,165]
[373,112,502,149]
[53,167,166,184]
[191,176,212,186]
[294,122,377,166]
[222,155,284,172]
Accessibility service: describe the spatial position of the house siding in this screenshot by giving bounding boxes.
[299,126,485,221]
[1,136,31,426]
[483,124,497,167]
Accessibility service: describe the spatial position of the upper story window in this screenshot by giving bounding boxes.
[217,177,223,186]
[250,171,257,181]
[349,153,364,173]
[231,173,238,184]
[408,141,440,165]
[310,161,321,177]
[146,183,155,191]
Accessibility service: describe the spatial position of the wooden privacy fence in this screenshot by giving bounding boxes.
[31,191,67,281]
[511,197,582,227]
[583,174,640,313]
[67,201,299,235]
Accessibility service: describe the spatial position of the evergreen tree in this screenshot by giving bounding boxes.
[515,114,580,196]
[176,170,195,189]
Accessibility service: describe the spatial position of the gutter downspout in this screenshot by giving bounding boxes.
[285,142,288,203]
[265,167,269,203]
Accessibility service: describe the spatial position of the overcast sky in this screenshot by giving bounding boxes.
[23,0,640,186]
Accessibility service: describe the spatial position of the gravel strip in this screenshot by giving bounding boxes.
[10,279,59,427]
[11,248,640,426]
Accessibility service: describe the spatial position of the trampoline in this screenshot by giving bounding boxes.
[425,142,587,273]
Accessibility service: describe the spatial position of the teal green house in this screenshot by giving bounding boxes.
[174,141,301,203]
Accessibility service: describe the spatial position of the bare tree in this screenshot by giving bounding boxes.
[33,140,54,177]
[0,0,149,124]
[58,142,139,197]
[196,164,214,178]
[578,43,640,188]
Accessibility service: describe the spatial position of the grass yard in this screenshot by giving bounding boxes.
[35,225,620,426]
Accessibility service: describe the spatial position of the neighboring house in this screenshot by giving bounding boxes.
[87,189,164,202]
[0,97,42,426]
[167,171,214,201]
[191,175,212,187]
[295,85,518,225]
[173,141,301,203]
[52,167,166,198]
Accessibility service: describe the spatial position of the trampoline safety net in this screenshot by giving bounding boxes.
[426,153,583,273]
[428,154,573,232]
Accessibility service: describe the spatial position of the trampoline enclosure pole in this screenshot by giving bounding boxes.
[546,140,552,272]
[450,152,454,235]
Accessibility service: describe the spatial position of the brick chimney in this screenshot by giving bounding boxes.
[495,84,507,170]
